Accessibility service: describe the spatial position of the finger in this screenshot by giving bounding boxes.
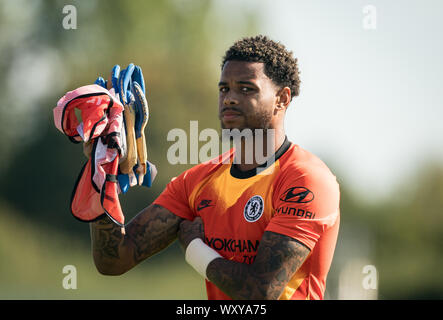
[94,76,106,88]
[111,65,121,91]
[118,68,127,104]
[119,104,138,174]
[180,218,192,226]
[122,63,135,103]
[132,81,149,127]
[132,81,149,181]
[132,65,145,94]
[119,63,135,103]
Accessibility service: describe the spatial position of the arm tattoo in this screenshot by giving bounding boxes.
[90,204,183,274]
[90,215,124,260]
[206,231,310,300]
[125,204,183,263]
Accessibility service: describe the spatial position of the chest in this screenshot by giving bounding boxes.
[192,171,277,262]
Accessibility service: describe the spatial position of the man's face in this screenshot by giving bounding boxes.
[218,61,280,131]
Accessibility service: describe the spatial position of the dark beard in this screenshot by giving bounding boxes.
[220,108,273,133]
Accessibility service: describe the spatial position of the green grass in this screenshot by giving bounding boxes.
[0,202,207,299]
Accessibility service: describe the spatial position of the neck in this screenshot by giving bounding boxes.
[234,127,286,172]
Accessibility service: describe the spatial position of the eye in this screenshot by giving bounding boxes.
[241,87,253,93]
[219,86,228,93]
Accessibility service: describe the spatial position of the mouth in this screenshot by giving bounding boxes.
[222,113,242,120]
[220,108,243,121]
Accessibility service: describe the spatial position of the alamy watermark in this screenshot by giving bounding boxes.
[167,121,276,175]
[62,5,77,30]
[62,264,77,290]
[362,5,377,30]
[362,264,378,290]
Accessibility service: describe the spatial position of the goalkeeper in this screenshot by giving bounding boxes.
[86,36,340,300]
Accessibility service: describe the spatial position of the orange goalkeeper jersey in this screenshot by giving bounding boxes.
[154,137,340,300]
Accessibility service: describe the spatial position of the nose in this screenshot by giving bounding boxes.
[223,94,239,106]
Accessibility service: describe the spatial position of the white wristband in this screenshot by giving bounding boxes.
[185,238,222,279]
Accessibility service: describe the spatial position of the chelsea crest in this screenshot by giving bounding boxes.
[244,195,264,223]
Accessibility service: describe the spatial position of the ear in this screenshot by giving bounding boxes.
[275,87,291,110]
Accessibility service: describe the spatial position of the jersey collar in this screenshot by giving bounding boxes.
[230,136,291,179]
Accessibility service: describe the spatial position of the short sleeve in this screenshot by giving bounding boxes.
[153,171,196,221]
[266,166,340,250]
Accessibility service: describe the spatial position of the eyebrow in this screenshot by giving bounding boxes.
[218,80,257,86]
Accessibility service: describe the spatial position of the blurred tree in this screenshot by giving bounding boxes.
[0,0,260,238]
[335,162,443,299]
[2,0,441,300]
[372,162,443,299]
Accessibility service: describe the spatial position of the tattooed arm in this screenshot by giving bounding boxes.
[90,204,183,275]
[178,218,310,299]
[206,231,310,300]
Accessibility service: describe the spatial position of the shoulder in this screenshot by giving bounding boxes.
[269,144,340,236]
[170,148,233,186]
[278,144,338,186]
[273,143,340,207]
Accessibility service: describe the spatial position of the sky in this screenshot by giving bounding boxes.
[243,0,443,199]
[3,0,442,202]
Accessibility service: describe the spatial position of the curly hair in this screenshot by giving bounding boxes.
[222,35,300,99]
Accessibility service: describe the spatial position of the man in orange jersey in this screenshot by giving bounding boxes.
[89,35,340,300]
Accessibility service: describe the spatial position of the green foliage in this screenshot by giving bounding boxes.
[0,201,206,299]
[0,0,441,300]
[0,0,256,298]
[369,164,443,299]
[334,163,443,299]
[0,0,260,299]
[0,0,250,234]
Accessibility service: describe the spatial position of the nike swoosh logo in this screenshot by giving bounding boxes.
[197,200,214,211]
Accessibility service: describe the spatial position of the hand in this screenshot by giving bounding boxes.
[94,64,137,104]
[93,64,153,190]
[178,217,205,250]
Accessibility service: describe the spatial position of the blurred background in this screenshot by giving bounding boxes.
[0,0,442,299]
